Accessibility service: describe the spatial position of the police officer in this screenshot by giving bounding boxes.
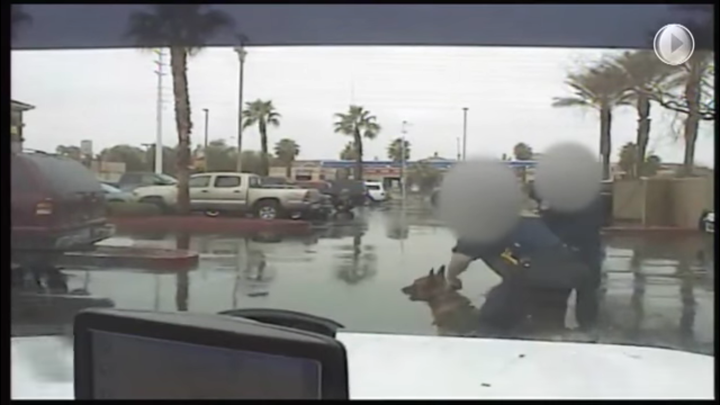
[530,185,605,331]
[446,214,590,334]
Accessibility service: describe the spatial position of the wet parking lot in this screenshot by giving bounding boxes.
[12,207,715,355]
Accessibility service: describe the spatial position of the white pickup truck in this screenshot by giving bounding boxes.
[132,172,329,220]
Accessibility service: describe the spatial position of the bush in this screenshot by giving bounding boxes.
[107,201,162,217]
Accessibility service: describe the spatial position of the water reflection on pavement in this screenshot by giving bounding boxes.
[13,207,714,355]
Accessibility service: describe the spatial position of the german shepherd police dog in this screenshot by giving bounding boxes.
[401,266,587,340]
[401,266,481,337]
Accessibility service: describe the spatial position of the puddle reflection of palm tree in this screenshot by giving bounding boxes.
[175,233,191,312]
[677,258,696,341]
[336,234,377,285]
[629,248,645,337]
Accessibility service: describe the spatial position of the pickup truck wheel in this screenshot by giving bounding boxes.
[205,210,221,218]
[255,200,281,220]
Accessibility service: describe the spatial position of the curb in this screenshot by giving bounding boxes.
[60,246,199,272]
[108,216,313,235]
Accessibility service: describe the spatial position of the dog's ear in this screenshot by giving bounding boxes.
[437,265,446,278]
[429,268,435,276]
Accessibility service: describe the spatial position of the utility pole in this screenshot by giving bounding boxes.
[234,35,248,172]
[153,49,166,174]
[203,108,210,171]
[401,121,410,206]
[462,107,468,160]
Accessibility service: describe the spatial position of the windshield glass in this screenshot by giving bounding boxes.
[10,4,715,378]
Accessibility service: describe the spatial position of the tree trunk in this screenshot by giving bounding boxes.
[681,63,703,177]
[599,107,613,180]
[170,47,192,215]
[354,131,363,180]
[259,121,269,176]
[635,94,651,177]
[285,162,292,179]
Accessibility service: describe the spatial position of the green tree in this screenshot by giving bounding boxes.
[552,63,633,180]
[387,137,411,162]
[238,150,266,175]
[199,139,238,172]
[126,5,234,215]
[333,105,381,180]
[339,141,358,161]
[512,142,533,160]
[55,145,83,161]
[242,100,281,177]
[147,144,179,175]
[408,161,442,194]
[98,144,148,172]
[274,138,300,178]
[11,5,32,40]
[611,51,674,177]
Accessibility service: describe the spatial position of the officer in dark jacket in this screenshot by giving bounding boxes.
[446,215,590,333]
[529,184,605,330]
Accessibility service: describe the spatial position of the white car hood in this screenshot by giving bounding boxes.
[12,332,713,400]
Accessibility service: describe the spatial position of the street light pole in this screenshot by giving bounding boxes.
[234,36,248,173]
[462,107,468,160]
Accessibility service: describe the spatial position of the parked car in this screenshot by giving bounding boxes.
[101,183,135,203]
[364,181,388,203]
[11,151,115,268]
[107,171,178,191]
[326,179,367,208]
[132,172,329,220]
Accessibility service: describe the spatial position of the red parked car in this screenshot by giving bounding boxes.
[11,151,115,269]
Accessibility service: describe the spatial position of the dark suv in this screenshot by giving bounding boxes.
[11,152,114,268]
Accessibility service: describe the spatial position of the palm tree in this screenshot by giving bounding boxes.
[126,5,234,215]
[650,52,714,176]
[242,100,281,176]
[552,63,633,180]
[11,5,32,40]
[339,141,358,161]
[333,105,381,180]
[274,138,300,178]
[611,51,674,177]
[387,137,410,162]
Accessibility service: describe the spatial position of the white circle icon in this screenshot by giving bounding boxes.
[653,24,695,66]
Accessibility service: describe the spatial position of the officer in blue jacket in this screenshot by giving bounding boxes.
[529,183,605,330]
[446,215,590,333]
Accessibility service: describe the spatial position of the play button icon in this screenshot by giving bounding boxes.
[653,24,695,66]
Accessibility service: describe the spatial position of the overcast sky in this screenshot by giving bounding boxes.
[11,46,714,166]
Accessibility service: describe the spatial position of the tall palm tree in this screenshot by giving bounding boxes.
[333,105,381,180]
[242,100,281,176]
[651,52,714,176]
[11,5,32,40]
[552,63,633,180]
[339,141,358,161]
[611,51,674,178]
[274,138,300,178]
[126,5,234,215]
[387,137,410,162]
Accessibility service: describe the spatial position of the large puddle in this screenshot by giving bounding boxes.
[14,208,715,355]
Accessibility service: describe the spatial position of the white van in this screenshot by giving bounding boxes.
[364,181,387,202]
